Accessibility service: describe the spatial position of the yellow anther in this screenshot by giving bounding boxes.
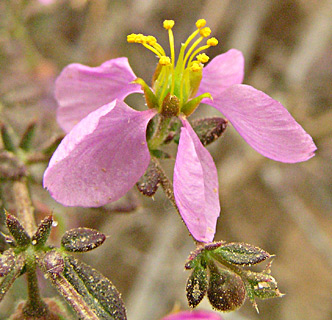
[159,56,171,66]
[199,27,211,38]
[190,61,202,72]
[196,53,209,63]
[127,33,137,43]
[163,20,175,30]
[196,19,206,29]
[146,36,157,45]
[207,37,218,46]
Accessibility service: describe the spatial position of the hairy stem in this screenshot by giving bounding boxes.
[11,178,36,237]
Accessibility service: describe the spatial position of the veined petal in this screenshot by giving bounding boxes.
[43,100,156,207]
[207,84,317,162]
[197,49,244,98]
[161,310,223,320]
[173,118,220,243]
[55,57,142,132]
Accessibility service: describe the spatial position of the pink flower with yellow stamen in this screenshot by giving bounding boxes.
[43,19,316,243]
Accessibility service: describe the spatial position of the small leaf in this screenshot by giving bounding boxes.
[63,256,127,320]
[213,242,271,266]
[0,253,25,303]
[5,211,30,247]
[190,117,228,146]
[186,265,208,308]
[207,262,246,312]
[61,228,106,252]
[19,120,37,151]
[32,215,53,247]
[0,249,16,276]
[136,160,161,196]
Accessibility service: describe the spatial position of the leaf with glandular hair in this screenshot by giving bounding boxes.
[62,256,127,320]
[212,242,271,266]
[37,250,65,280]
[190,117,228,146]
[5,211,30,247]
[0,253,25,302]
[244,269,283,302]
[186,264,208,308]
[61,228,106,253]
[32,215,53,247]
[136,160,161,196]
[207,261,246,312]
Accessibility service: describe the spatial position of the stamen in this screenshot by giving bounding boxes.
[207,37,218,46]
[190,61,202,72]
[195,19,206,29]
[199,27,211,38]
[196,53,209,64]
[163,20,176,94]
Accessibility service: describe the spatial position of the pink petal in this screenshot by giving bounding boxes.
[161,310,223,320]
[173,119,220,243]
[208,84,317,162]
[55,57,142,132]
[43,100,156,207]
[197,49,244,98]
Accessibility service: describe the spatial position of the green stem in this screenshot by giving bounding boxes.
[148,115,171,150]
[23,258,48,317]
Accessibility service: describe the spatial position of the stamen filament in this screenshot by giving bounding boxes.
[168,28,176,94]
[143,43,163,58]
[187,44,210,67]
[182,36,204,71]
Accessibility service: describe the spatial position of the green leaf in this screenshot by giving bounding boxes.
[62,256,127,320]
[213,242,271,266]
[61,228,106,253]
[0,122,17,152]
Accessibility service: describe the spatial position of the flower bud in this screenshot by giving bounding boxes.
[207,263,246,311]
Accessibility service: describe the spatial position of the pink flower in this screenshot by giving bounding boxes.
[43,19,316,243]
[161,310,223,320]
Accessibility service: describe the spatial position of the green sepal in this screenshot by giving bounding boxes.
[190,117,228,146]
[188,67,203,99]
[133,78,159,110]
[244,269,283,301]
[5,211,31,247]
[212,242,271,266]
[42,135,65,157]
[186,264,208,308]
[19,120,37,151]
[0,122,17,152]
[181,93,212,116]
[161,93,180,117]
[61,228,106,253]
[31,215,53,247]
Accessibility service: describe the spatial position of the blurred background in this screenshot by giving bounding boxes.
[0,0,332,319]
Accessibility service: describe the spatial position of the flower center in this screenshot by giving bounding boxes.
[127,19,217,117]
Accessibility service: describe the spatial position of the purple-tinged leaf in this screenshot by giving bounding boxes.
[32,215,53,247]
[5,211,30,247]
[0,249,16,277]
